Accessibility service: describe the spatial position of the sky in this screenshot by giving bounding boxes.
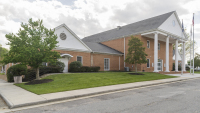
[0,0,200,56]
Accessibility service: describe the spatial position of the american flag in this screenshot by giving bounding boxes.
[192,14,194,26]
[182,20,184,32]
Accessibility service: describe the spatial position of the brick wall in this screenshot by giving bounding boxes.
[55,50,91,66]
[92,53,123,71]
[102,35,174,72]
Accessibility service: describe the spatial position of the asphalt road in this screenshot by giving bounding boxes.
[10,78,200,113]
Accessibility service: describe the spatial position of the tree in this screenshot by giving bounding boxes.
[125,36,147,72]
[187,53,200,68]
[173,32,198,59]
[1,18,60,80]
[0,44,8,68]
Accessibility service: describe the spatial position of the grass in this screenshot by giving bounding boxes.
[15,72,176,95]
[0,73,5,75]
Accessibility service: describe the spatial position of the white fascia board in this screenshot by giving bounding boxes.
[141,30,167,36]
[60,54,73,58]
[157,29,188,41]
[54,24,92,52]
[54,47,91,53]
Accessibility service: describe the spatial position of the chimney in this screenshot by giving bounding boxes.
[117,26,121,30]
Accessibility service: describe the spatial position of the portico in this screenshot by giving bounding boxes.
[142,30,186,72]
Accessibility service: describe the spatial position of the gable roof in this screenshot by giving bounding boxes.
[54,24,92,52]
[82,11,175,43]
[84,41,123,55]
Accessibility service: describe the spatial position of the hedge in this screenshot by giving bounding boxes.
[48,61,65,72]
[69,61,82,72]
[7,64,27,82]
[23,66,61,81]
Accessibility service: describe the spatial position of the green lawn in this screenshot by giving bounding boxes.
[15,72,176,95]
[0,73,4,75]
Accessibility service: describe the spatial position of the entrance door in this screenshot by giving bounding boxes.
[157,59,162,71]
[58,58,69,73]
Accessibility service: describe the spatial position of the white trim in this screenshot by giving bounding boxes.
[60,54,73,58]
[76,56,83,64]
[54,24,92,52]
[147,40,150,48]
[104,58,110,71]
[54,47,91,53]
[147,58,150,68]
[141,31,167,36]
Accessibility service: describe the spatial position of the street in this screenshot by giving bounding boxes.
[8,78,200,113]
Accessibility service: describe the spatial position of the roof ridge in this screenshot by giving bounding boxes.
[83,11,175,41]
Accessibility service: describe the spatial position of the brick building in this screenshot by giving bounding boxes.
[4,11,187,73]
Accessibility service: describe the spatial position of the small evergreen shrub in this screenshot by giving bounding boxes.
[48,61,65,72]
[69,61,100,72]
[24,67,61,81]
[7,64,27,82]
[69,61,82,72]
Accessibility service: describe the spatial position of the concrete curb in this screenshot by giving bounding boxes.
[2,77,200,109]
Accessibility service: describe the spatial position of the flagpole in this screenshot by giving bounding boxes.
[181,19,183,75]
[193,13,194,75]
[190,25,192,74]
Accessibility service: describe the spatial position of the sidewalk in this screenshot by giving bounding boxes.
[0,73,200,109]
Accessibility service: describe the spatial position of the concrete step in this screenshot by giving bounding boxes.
[158,71,189,74]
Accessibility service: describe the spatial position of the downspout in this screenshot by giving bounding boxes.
[124,37,125,67]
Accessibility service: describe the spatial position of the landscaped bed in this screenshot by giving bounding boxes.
[15,72,177,95]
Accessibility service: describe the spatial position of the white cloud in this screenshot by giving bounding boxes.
[0,0,199,56]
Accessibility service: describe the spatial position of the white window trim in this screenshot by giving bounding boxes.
[147,58,150,68]
[77,56,83,64]
[104,58,110,71]
[158,43,160,50]
[147,40,150,48]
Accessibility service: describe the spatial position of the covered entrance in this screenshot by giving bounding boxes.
[58,54,73,73]
[157,59,163,71]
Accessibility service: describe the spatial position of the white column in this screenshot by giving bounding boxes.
[165,36,170,72]
[183,42,186,71]
[175,39,179,72]
[153,32,158,72]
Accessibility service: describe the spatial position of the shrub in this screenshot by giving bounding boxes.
[69,61,82,72]
[69,64,100,72]
[24,66,61,81]
[172,63,181,71]
[7,64,27,82]
[48,61,65,72]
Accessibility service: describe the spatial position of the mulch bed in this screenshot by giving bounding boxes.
[129,73,144,75]
[25,79,53,85]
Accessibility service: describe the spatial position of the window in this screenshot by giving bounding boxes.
[77,56,83,64]
[104,58,110,71]
[147,40,150,48]
[42,62,47,66]
[147,59,150,68]
[158,43,160,50]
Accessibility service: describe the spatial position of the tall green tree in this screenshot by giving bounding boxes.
[187,53,200,68]
[125,36,147,72]
[0,44,8,68]
[1,18,60,80]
